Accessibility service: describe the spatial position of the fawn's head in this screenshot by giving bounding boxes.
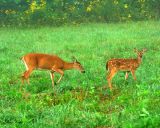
[134,48,147,58]
[72,57,85,73]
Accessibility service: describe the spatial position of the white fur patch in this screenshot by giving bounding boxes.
[22,57,29,71]
[50,72,53,79]
[37,68,49,71]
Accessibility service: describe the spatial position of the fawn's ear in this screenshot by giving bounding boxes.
[134,48,138,53]
[142,48,147,53]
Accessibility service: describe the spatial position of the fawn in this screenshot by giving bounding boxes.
[106,48,147,90]
[21,53,85,89]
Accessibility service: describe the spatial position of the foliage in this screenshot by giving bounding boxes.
[0,21,160,127]
[0,0,160,26]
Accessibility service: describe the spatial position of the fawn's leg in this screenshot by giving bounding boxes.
[107,69,117,90]
[131,70,136,80]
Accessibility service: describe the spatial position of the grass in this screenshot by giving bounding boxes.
[0,21,160,128]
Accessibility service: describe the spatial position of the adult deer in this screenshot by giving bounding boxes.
[106,48,147,90]
[21,53,85,89]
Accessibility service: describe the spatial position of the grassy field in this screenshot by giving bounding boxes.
[0,21,160,128]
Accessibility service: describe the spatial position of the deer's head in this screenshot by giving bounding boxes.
[72,56,85,73]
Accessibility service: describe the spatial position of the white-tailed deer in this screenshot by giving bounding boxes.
[106,48,147,90]
[21,53,85,89]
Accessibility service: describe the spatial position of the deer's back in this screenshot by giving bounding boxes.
[23,53,64,70]
[108,58,139,71]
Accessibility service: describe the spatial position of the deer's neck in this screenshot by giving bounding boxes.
[63,62,74,70]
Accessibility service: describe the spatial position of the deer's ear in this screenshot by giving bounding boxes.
[142,48,147,53]
[74,59,77,63]
[71,56,78,63]
[134,48,138,53]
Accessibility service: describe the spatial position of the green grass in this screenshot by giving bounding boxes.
[0,21,160,128]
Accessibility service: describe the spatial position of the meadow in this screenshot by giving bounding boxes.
[0,21,160,128]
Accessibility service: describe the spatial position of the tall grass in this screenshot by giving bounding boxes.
[0,21,160,127]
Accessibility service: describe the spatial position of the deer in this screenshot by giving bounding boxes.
[21,53,85,90]
[106,48,147,90]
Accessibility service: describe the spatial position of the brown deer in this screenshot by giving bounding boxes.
[21,53,85,89]
[106,48,147,90]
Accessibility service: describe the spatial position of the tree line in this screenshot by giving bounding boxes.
[0,0,160,26]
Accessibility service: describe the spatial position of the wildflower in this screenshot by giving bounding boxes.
[124,4,128,9]
[86,5,92,12]
[128,14,131,18]
[30,1,37,12]
[40,0,46,8]
[114,0,119,5]
[5,10,9,14]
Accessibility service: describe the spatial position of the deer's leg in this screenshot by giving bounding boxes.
[107,69,117,90]
[21,70,27,84]
[22,68,33,84]
[56,69,64,84]
[52,67,64,84]
[21,68,33,91]
[131,70,136,80]
[125,72,129,80]
[50,71,55,88]
[26,68,33,84]
[21,70,27,91]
